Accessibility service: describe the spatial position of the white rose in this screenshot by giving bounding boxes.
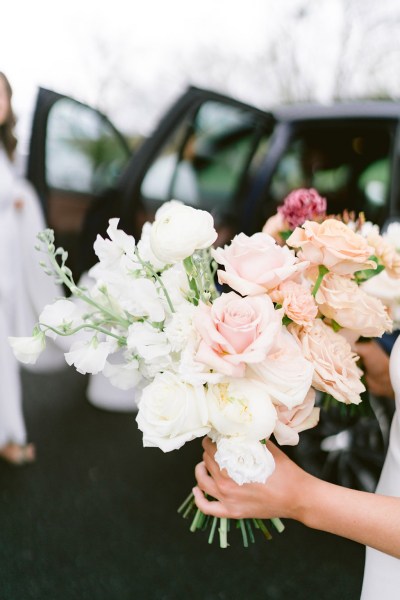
[150,203,218,263]
[136,371,209,452]
[249,329,314,409]
[206,378,277,441]
[215,437,275,485]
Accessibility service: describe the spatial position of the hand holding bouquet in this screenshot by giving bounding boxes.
[9,193,397,547]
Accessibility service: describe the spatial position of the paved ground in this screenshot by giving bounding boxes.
[0,366,365,600]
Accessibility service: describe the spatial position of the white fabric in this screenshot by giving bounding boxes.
[0,145,65,446]
[361,336,400,599]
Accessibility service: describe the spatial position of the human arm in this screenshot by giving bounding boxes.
[354,339,394,398]
[193,437,400,558]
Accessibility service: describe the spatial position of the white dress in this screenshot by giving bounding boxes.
[0,145,64,447]
[361,335,400,598]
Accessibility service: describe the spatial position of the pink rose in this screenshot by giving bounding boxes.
[194,291,283,377]
[287,219,377,276]
[289,319,365,405]
[212,232,308,296]
[316,272,392,337]
[273,389,320,446]
[249,329,314,409]
[278,188,327,229]
[270,280,318,328]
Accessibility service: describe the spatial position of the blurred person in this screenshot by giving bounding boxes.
[193,333,400,599]
[0,72,64,465]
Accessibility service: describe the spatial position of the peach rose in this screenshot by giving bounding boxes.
[262,212,288,245]
[289,319,365,405]
[194,291,283,377]
[212,232,308,296]
[287,219,376,276]
[273,388,320,446]
[367,231,400,279]
[249,329,314,409]
[316,272,392,337]
[271,280,318,328]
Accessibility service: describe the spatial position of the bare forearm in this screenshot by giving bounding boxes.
[298,476,400,558]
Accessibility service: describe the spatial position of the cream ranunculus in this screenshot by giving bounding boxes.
[289,320,365,405]
[367,230,400,279]
[212,232,308,296]
[287,219,377,276]
[316,272,392,337]
[215,437,276,485]
[249,329,314,409]
[206,378,277,441]
[135,372,209,452]
[150,202,218,263]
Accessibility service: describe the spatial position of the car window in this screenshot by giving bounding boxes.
[46,98,129,195]
[140,100,273,243]
[268,121,395,226]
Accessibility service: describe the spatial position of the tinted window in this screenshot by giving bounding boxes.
[46,98,129,195]
[140,100,273,243]
[268,121,395,226]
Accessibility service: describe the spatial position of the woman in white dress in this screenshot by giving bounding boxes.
[0,72,64,464]
[194,336,400,595]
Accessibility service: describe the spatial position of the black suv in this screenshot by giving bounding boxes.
[26,85,400,491]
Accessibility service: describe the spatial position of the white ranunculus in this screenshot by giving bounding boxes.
[384,222,400,251]
[137,221,167,271]
[206,378,277,441]
[362,269,400,328]
[9,330,46,364]
[215,437,276,485]
[150,202,217,263]
[136,372,210,452]
[249,329,314,409]
[65,337,117,374]
[39,299,85,340]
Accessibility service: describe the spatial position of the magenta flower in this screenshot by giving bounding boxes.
[278,188,327,229]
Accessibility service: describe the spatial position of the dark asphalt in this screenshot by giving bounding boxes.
[0,366,365,600]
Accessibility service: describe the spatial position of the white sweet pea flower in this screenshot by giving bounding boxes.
[9,330,46,364]
[127,322,170,361]
[159,263,192,309]
[93,218,136,267]
[65,337,117,374]
[103,359,142,390]
[136,371,209,452]
[206,378,277,441]
[150,202,217,263]
[39,299,85,340]
[215,437,276,485]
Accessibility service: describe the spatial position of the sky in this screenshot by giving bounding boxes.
[2,0,399,142]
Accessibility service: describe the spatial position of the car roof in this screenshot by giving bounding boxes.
[270,101,400,122]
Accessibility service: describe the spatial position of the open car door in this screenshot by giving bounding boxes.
[27,87,131,280]
[118,86,276,247]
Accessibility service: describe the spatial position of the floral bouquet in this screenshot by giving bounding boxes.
[9,194,397,548]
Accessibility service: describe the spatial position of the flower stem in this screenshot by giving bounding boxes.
[208,517,218,544]
[312,265,329,297]
[219,517,229,548]
[270,518,285,533]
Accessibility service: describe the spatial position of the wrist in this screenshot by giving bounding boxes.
[288,471,323,525]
